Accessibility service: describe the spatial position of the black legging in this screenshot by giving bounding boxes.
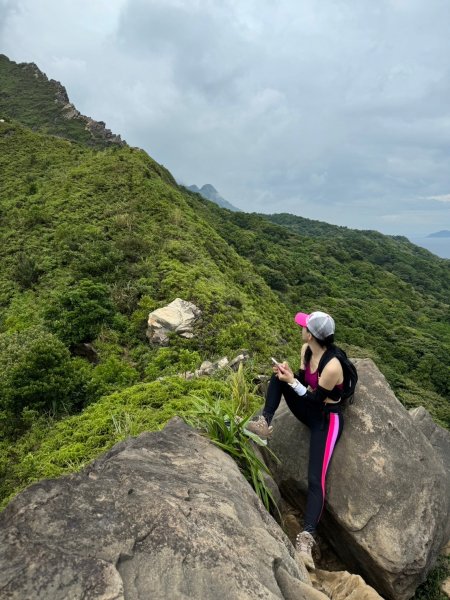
[264,374,344,534]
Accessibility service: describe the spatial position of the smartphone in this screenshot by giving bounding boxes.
[271,357,281,366]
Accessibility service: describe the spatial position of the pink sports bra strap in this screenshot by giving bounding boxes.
[305,363,319,389]
[305,363,344,392]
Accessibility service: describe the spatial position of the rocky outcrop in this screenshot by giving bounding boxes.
[146,298,201,345]
[59,99,124,145]
[409,405,450,475]
[0,418,313,599]
[1,55,125,146]
[183,350,250,379]
[264,358,450,600]
[443,579,450,599]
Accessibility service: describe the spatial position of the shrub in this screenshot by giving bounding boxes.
[0,328,89,436]
[13,253,42,290]
[44,279,114,346]
[88,356,139,399]
[144,347,202,381]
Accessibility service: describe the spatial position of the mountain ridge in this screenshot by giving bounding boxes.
[0,54,124,148]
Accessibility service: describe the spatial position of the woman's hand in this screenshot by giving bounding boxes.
[276,362,295,384]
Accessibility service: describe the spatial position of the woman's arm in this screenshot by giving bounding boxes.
[278,359,343,402]
[300,343,308,369]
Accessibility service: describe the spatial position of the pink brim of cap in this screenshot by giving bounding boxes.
[294,312,309,327]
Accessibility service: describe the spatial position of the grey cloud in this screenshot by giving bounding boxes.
[115,0,253,101]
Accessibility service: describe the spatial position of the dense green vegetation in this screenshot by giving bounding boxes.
[0,55,448,599]
[265,212,450,304]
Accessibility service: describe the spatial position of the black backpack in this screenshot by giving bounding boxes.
[318,346,358,405]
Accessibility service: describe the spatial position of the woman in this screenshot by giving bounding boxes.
[247,310,344,569]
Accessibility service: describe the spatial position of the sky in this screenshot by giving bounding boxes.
[1,0,450,236]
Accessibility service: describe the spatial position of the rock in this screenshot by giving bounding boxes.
[194,357,228,377]
[229,350,250,370]
[217,357,230,369]
[264,358,450,600]
[183,353,247,380]
[441,543,450,598]
[409,406,450,476]
[146,298,201,345]
[275,565,329,599]
[311,570,384,599]
[0,418,311,599]
[199,359,215,374]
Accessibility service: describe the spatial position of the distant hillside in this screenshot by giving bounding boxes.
[428,230,450,238]
[264,213,450,303]
[0,54,124,148]
[187,184,241,212]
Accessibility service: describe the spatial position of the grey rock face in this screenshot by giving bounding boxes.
[409,406,450,477]
[0,418,310,600]
[146,298,201,345]
[264,359,450,600]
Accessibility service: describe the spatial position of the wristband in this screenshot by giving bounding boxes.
[288,379,307,396]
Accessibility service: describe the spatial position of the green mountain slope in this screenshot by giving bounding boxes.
[0,54,123,148]
[265,212,450,304]
[0,120,293,356]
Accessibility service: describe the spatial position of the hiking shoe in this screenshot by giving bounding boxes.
[245,415,273,438]
[295,531,315,570]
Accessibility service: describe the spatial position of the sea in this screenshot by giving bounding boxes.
[407,237,450,260]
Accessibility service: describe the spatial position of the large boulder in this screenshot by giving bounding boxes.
[146,298,201,345]
[264,358,450,600]
[0,418,314,599]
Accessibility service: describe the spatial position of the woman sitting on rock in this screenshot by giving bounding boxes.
[247,310,344,569]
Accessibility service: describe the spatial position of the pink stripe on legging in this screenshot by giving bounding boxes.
[320,413,340,518]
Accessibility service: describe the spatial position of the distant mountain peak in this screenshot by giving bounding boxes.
[187,183,241,212]
[201,184,218,194]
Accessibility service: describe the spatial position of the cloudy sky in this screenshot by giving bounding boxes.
[1,0,450,235]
